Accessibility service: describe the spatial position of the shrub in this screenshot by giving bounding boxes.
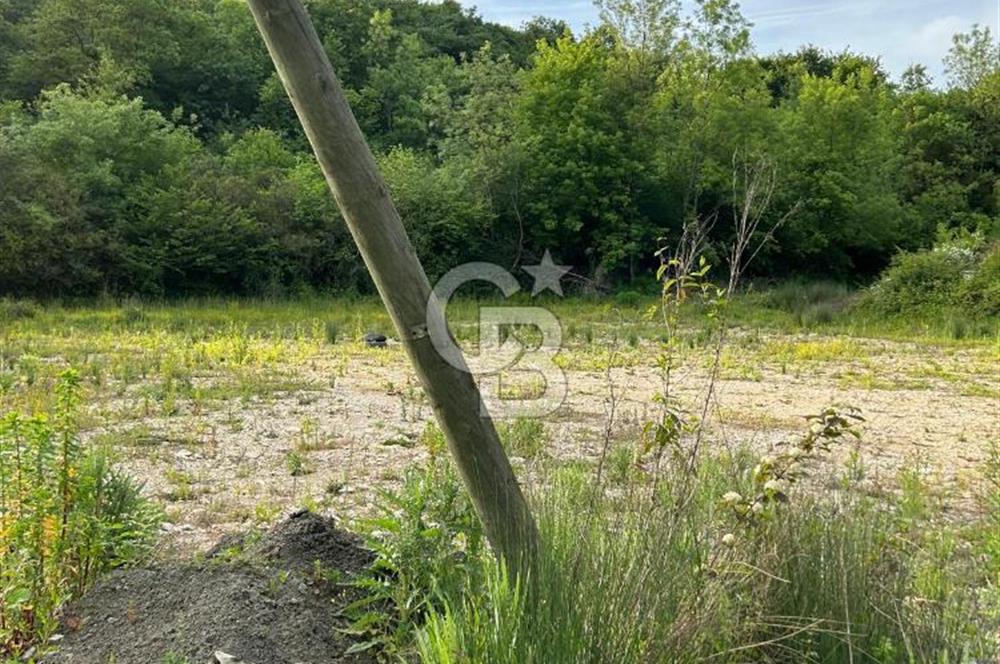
[862,234,998,317]
[959,242,1000,316]
[347,449,485,657]
[0,370,161,656]
[0,299,40,322]
[866,248,971,313]
[614,291,643,308]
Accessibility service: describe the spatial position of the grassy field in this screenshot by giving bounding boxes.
[1,291,998,660]
[1,293,997,535]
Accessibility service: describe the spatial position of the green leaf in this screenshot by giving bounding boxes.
[5,587,31,607]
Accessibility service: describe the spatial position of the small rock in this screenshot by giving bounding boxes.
[214,651,246,664]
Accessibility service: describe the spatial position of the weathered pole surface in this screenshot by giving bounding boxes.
[245,0,537,566]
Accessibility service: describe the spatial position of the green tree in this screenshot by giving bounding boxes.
[773,65,904,275]
[435,46,528,266]
[4,0,178,99]
[759,46,888,103]
[652,0,771,236]
[0,85,199,293]
[944,24,999,90]
[896,83,980,240]
[352,9,460,150]
[220,128,363,294]
[378,147,495,280]
[515,33,647,278]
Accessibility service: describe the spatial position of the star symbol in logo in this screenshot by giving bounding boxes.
[522,249,572,296]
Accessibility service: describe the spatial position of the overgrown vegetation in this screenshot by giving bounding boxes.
[0,370,160,658]
[0,1,997,296]
[862,231,1000,318]
[360,418,998,662]
[347,237,998,661]
[0,3,995,660]
[0,286,994,661]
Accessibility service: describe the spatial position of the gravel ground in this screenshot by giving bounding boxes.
[83,333,998,554]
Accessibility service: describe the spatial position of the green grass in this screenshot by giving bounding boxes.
[2,284,995,346]
[0,289,996,661]
[0,289,993,423]
[363,433,998,663]
[498,417,548,459]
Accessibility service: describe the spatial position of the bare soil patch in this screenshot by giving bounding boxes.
[43,511,373,664]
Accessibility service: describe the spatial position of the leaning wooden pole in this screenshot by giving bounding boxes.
[245,0,537,566]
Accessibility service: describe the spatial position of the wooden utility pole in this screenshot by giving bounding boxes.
[245,0,537,567]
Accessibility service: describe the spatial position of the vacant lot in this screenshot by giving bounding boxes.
[2,298,995,554]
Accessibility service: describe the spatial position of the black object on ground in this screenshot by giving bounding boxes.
[43,511,374,664]
[363,333,387,348]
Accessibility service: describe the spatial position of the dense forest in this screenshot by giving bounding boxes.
[0,0,997,297]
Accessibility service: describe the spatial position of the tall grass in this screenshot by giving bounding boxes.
[413,450,995,663]
[0,288,995,368]
[357,417,997,663]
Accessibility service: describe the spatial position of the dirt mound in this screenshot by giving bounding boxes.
[44,511,375,664]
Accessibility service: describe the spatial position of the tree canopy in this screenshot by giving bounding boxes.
[0,0,996,296]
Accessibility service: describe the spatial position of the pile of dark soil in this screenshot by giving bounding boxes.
[44,511,375,664]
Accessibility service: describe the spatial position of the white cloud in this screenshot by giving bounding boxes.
[464,0,998,80]
[901,15,969,64]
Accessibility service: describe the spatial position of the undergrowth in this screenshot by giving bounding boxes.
[0,370,161,659]
[355,233,997,662]
[345,445,485,656]
[360,418,997,663]
[860,232,1000,320]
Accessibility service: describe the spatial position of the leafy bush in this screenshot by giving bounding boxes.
[614,290,643,308]
[346,437,485,657]
[862,234,999,317]
[867,248,972,311]
[0,370,160,657]
[959,242,1000,316]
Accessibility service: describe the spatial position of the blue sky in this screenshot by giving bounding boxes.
[462,0,1000,83]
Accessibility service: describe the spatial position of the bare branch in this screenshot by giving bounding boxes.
[727,150,799,295]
